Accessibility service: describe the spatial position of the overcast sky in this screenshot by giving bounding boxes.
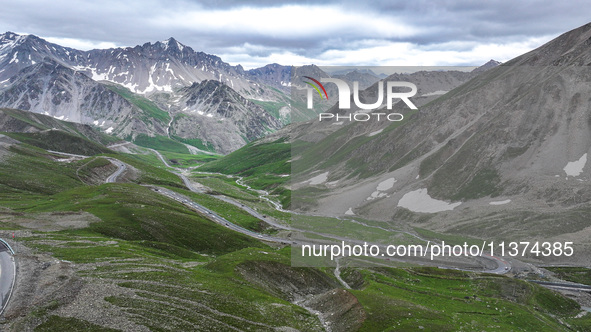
[0,0,589,69]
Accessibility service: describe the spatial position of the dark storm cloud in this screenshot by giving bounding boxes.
[0,0,588,68]
[359,0,591,43]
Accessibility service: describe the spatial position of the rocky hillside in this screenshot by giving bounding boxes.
[170,80,282,154]
[0,59,167,138]
[267,22,591,261]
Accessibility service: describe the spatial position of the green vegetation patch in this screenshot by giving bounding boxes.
[20,184,265,255]
[105,84,170,124]
[353,267,580,331]
[160,150,219,167]
[132,134,189,154]
[4,130,112,156]
[171,134,216,152]
[0,144,83,195]
[200,138,290,177]
[546,267,591,286]
[199,138,290,191]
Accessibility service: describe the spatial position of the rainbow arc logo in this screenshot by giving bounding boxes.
[303,76,328,100]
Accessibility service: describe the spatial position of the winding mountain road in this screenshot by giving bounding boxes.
[46,148,512,274]
[47,151,127,184]
[105,158,126,183]
[529,280,591,292]
[147,149,512,274]
[145,186,288,243]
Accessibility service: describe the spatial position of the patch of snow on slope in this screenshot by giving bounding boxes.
[308,172,329,185]
[377,178,396,191]
[9,52,19,64]
[367,178,396,200]
[397,188,461,213]
[490,199,511,205]
[368,129,383,137]
[564,153,587,177]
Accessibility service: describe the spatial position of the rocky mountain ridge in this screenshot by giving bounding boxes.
[282,22,591,259]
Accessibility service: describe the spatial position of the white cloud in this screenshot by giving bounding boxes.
[151,4,419,40]
[221,36,554,69]
[44,36,119,50]
[0,0,586,69]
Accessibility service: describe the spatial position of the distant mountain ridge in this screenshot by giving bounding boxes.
[0,32,274,97]
[472,59,502,73]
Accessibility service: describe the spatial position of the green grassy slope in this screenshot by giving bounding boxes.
[4,131,113,156]
[0,132,587,331]
[132,134,190,154]
[352,267,579,331]
[0,108,120,147]
[199,138,290,179]
[197,137,291,206]
[104,84,170,124]
[0,144,84,195]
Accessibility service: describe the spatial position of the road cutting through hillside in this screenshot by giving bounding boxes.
[105,158,127,183]
[0,239,16,316]
[47,151,127,184]
[46,148,512,274]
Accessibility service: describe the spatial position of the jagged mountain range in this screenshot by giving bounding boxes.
[0,32,274,97]
[0,32,294,152]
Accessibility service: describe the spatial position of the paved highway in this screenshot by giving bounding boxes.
[48,150,126,184]
[105,158,127,183]
[145,186,289,244]
[529,280,591,292]
[0,239,15,316]
[47,150,87,159]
